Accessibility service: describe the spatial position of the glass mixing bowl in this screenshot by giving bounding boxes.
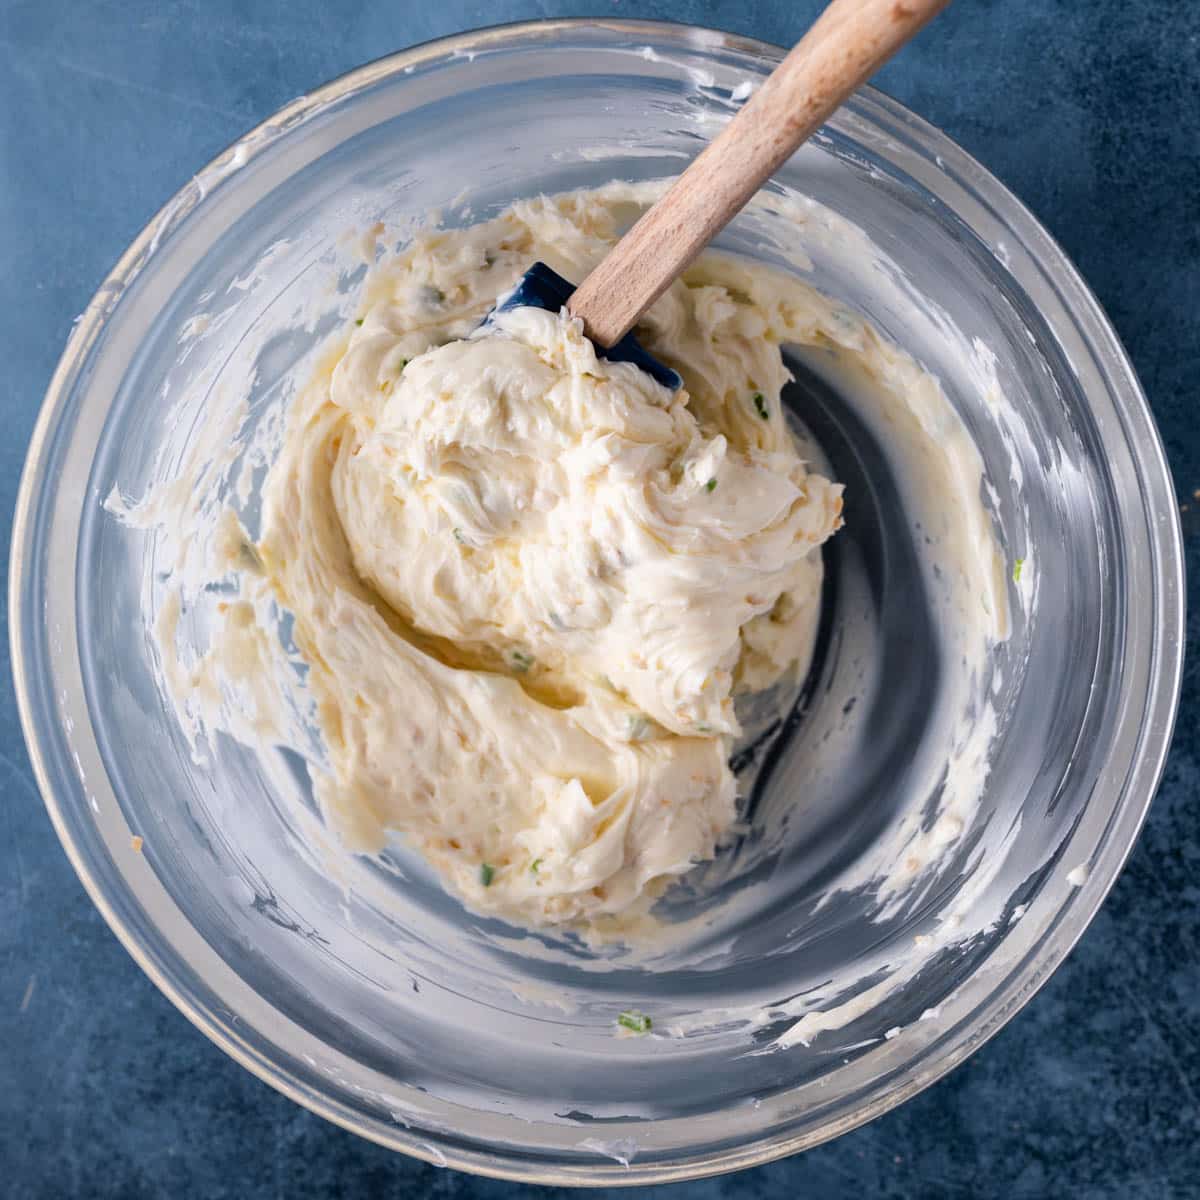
[11,19,1184,1185]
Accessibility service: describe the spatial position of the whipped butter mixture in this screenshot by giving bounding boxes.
[205,190,845,928]
[151,185,1001,933]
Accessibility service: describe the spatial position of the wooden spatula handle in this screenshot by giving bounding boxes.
[567,0,950,348]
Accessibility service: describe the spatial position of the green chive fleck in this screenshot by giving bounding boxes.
[480,863,495,887]
[626,714,652,742]
[453,528,467,545]
[753,392,768,420]
[705,478,718,493]
[617,1010,652,1034]
[237,541,263,571]
[510,650,535,674]
[530,858,543,875]
[1012,558,1025,583]
[355,318,364,326]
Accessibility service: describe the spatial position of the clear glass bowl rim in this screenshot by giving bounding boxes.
[10,17,1185,1185]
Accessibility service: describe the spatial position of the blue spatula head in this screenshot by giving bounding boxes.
[488,261,682,391]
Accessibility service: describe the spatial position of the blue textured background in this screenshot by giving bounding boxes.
[1,1,1197,1196]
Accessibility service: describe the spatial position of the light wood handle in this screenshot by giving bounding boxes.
[567,0,950,347]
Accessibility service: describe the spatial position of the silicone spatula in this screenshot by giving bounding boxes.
[491,0,949,388]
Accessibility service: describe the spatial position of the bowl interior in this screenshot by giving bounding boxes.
[15,21,1180,1183]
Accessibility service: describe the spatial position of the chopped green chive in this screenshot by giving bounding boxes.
[753,392,769,420]
[355,318,364,326]
[695,722,714,734]
[705,478,718,493]
[237,541,262,571]
[480,863,495,887]
[530,858,543,875]
[453,528,467,545]
[626,714,651,742]
[510,650,535,674]
[1012,558,1025,583]
[617,1010,652,1034]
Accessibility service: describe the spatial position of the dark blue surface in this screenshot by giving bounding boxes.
[1,2,1197,1196]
